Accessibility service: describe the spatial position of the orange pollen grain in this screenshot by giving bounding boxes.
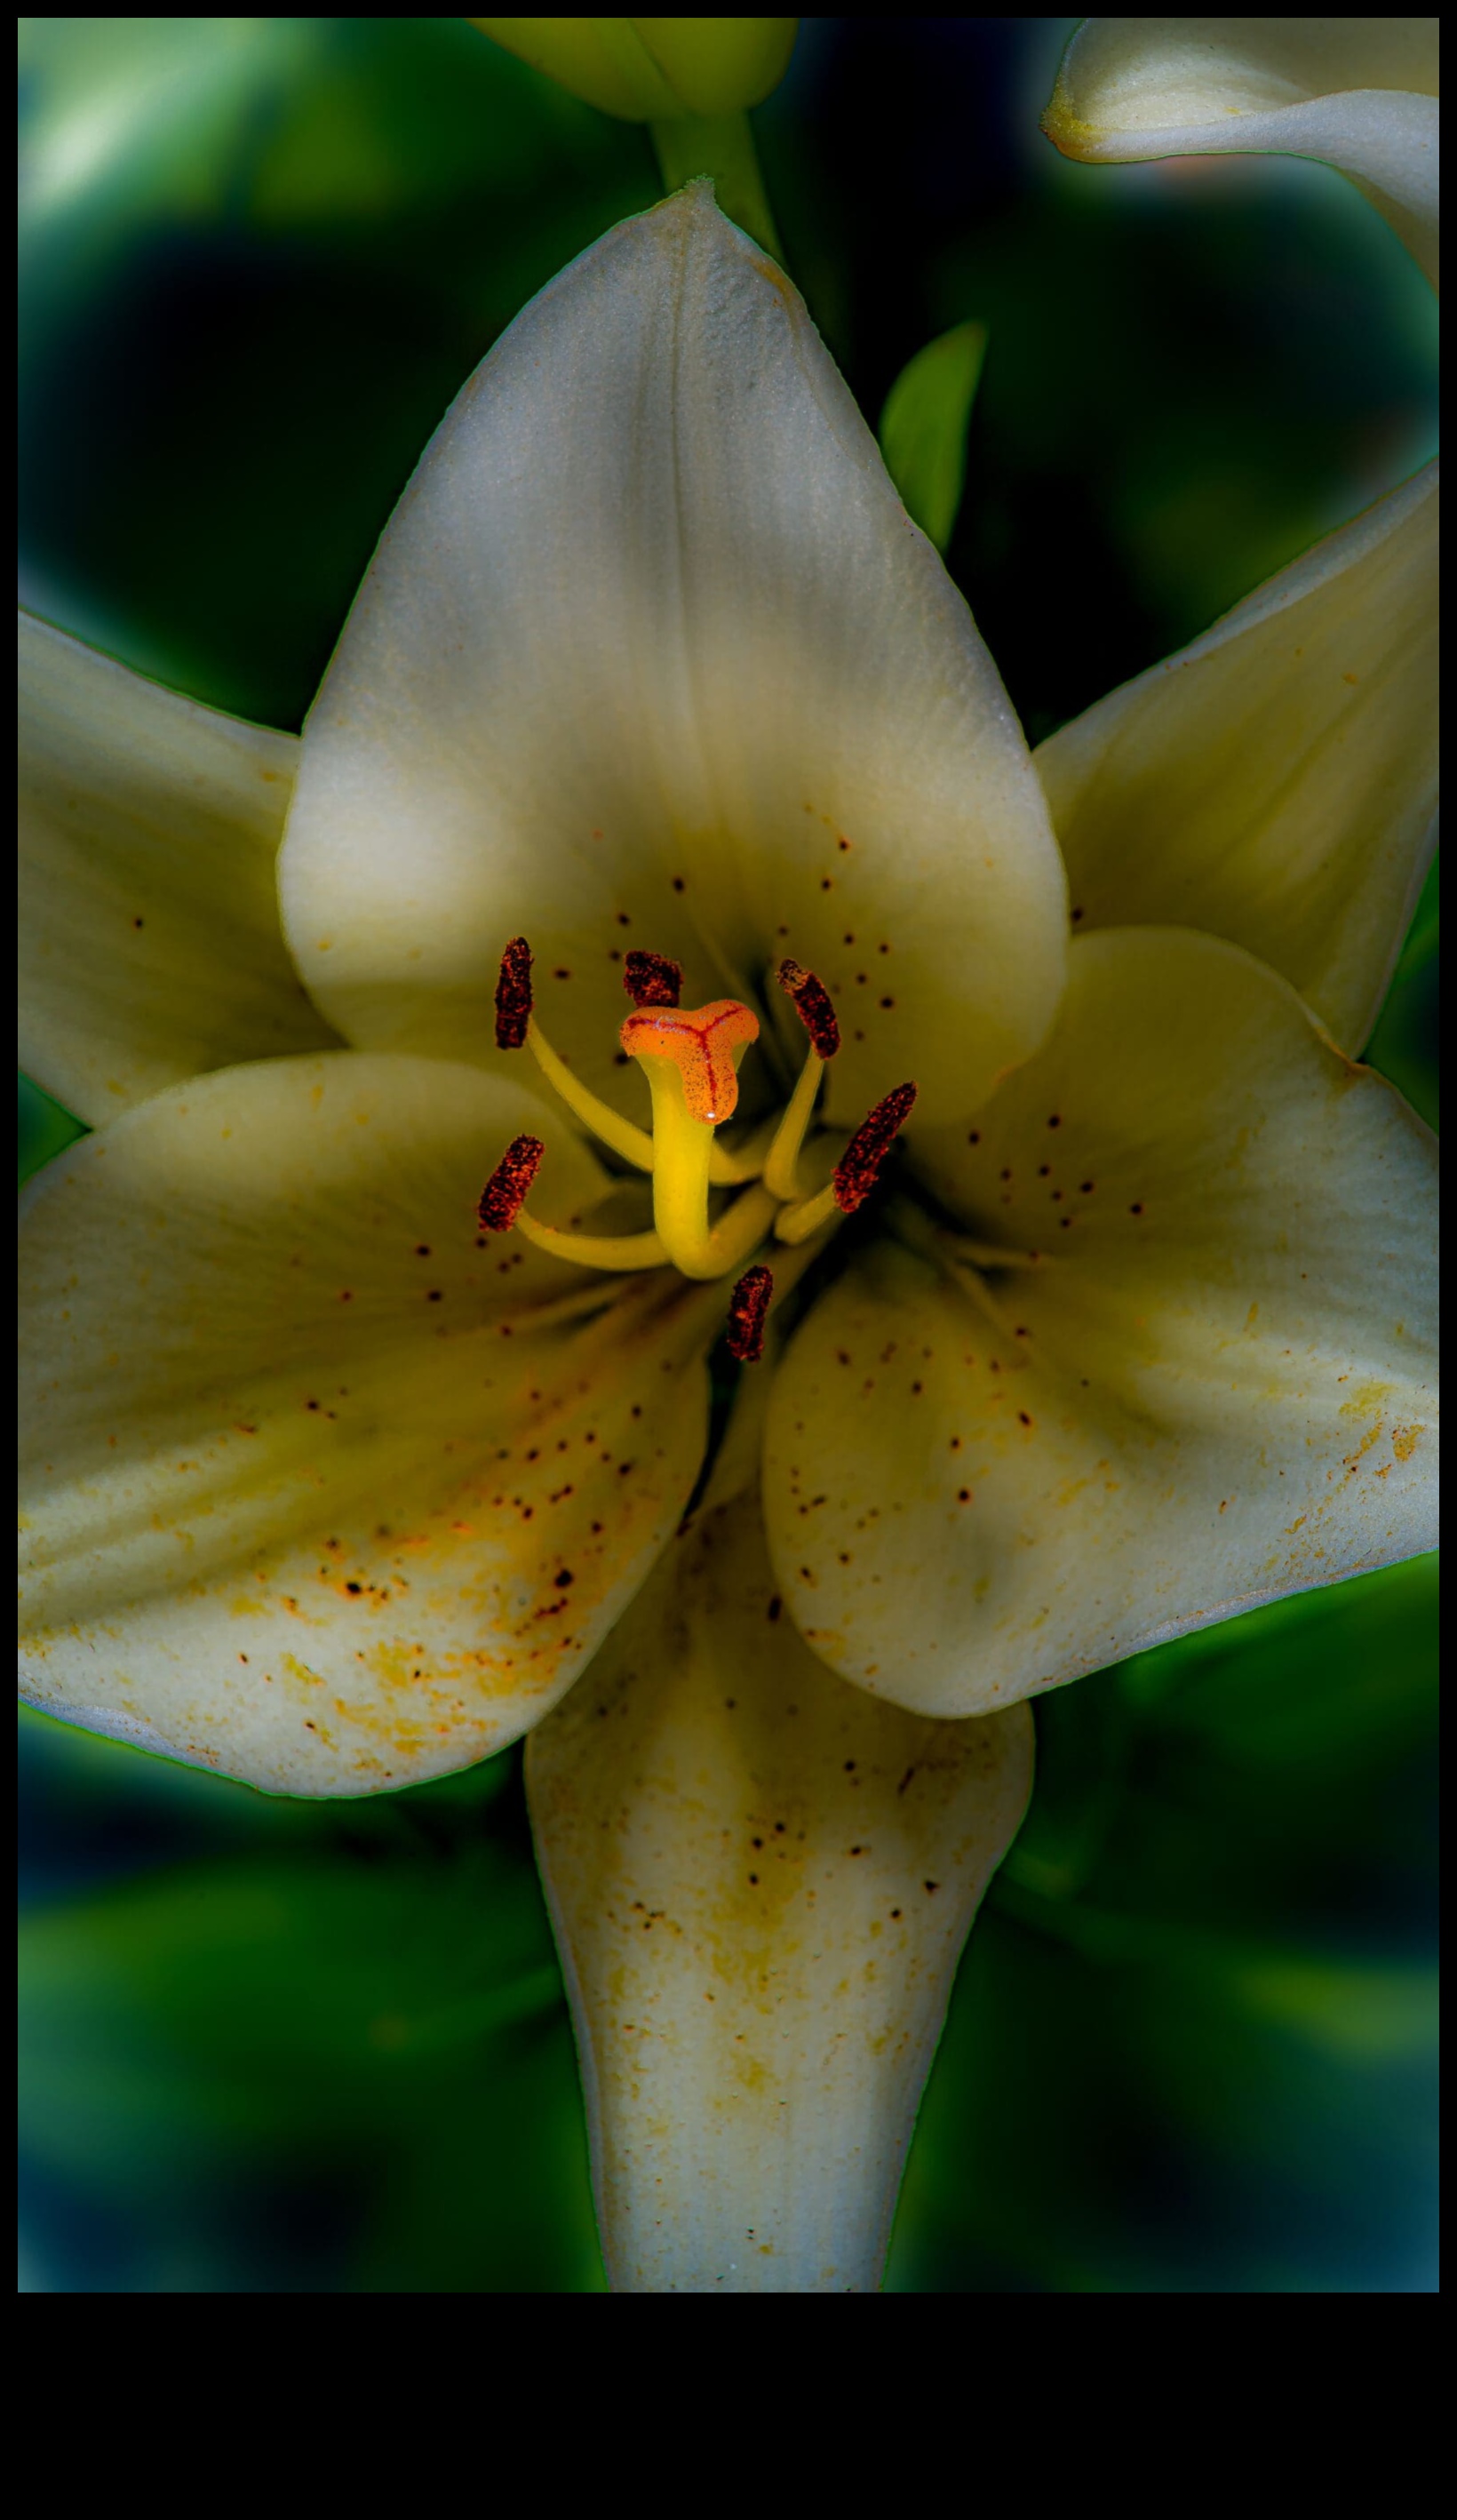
[619,999,760,1124]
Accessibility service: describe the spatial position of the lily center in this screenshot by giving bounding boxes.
[477,937,915,1356]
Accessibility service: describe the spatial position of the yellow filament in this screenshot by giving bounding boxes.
[690,1182,782,1279]
[527,1018,655,1172]
[952,1240,1051,1272]
[773,1176,842,1245]
[761,1048,824,1201]
[710,1111,782,1185]
[514,1211,667,1272]
[882,1198,1049,1279]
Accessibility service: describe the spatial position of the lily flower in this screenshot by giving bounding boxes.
[19,183,1437,2292]
[1042,16,1440,289]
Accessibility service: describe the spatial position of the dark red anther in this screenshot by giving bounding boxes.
[477,1135,544,1232]
[726,1264,774,1364]
[777,959,840,1058]
[495,937,534,1049]
[623,949,683,1009]
[832,1082,917,1214]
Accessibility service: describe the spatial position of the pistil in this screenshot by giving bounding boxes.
[625,1016,778,1280]
[478,936,917,1304]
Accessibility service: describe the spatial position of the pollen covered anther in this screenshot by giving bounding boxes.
[623,950,683,1009]
[833,1082,918,1213]
[494,937,534,1049]
[726,1264,773,1363]
[777,959,840,1057]
[478,1134,545,1232]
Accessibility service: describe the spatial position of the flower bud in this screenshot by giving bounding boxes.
[472,18,797,123]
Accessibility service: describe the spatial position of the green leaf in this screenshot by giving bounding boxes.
[878,319,988,555]
[18,1074,86,1187]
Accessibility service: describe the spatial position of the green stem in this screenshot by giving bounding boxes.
[649,109,784,264]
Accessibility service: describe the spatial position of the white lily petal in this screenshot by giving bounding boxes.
[1043,18,1440,286]
[527,1481,1032,2293]
[19,612,337,1125]
[20,1053,719,1795]
[764,930,1437,1719]
[1037,463,1438,1054]
[280,183,1066,1130]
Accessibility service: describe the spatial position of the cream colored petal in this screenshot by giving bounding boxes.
[1036,463,1438,1055]
[1043,19,1439,286]
[19,612,337,1126]
[526,1480,1032,2293]
[764,929,1437,1719]
[20,1053,719,1795]
[280,184,1066,1133]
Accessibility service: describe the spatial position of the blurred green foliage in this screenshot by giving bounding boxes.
[18,15,1437,2292]
[879,318,988,554]
[891,1558,1437,2292]
[20,1727,602,2290]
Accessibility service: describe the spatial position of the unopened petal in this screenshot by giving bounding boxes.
[19,612,336,1125]
[1043,18,1439,285]
[1038,463,1437,1054]
[473,18,797,121]
[527,1481,1032,2293]
[281,185,1065,1130]
[765,929,1437,1719]
[20,1053,716,1794]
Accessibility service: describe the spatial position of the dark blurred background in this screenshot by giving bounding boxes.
[19,16,1437,2293]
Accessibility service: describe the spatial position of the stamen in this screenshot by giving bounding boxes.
[523,1017,656,1173]
[478,1135,545,1231]
[833,1082,918,1213]
[774,1082,917,1246]
[777,959,840,1057]
[952,1240,1049,1272]
[494,937,534,1049]
[621,1000,759,1127]
[880,1195,1049,1278]
[725,1265,773,1363]
[478,1134,666,1271]
[623,950,683,1009]
[514,1213,667,1272]
[708,1111,783,1186]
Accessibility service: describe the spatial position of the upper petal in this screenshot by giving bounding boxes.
[526,1477,1031,2293]
[280,184,1066,1130]
[20,1051,718,1794]
[1036,462,1438,1055]
[1043,18,1439,286]
[763,929,1437,1719]
[19,612,337,1126]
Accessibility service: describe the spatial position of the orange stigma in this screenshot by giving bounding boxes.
[620,999,760,1125]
